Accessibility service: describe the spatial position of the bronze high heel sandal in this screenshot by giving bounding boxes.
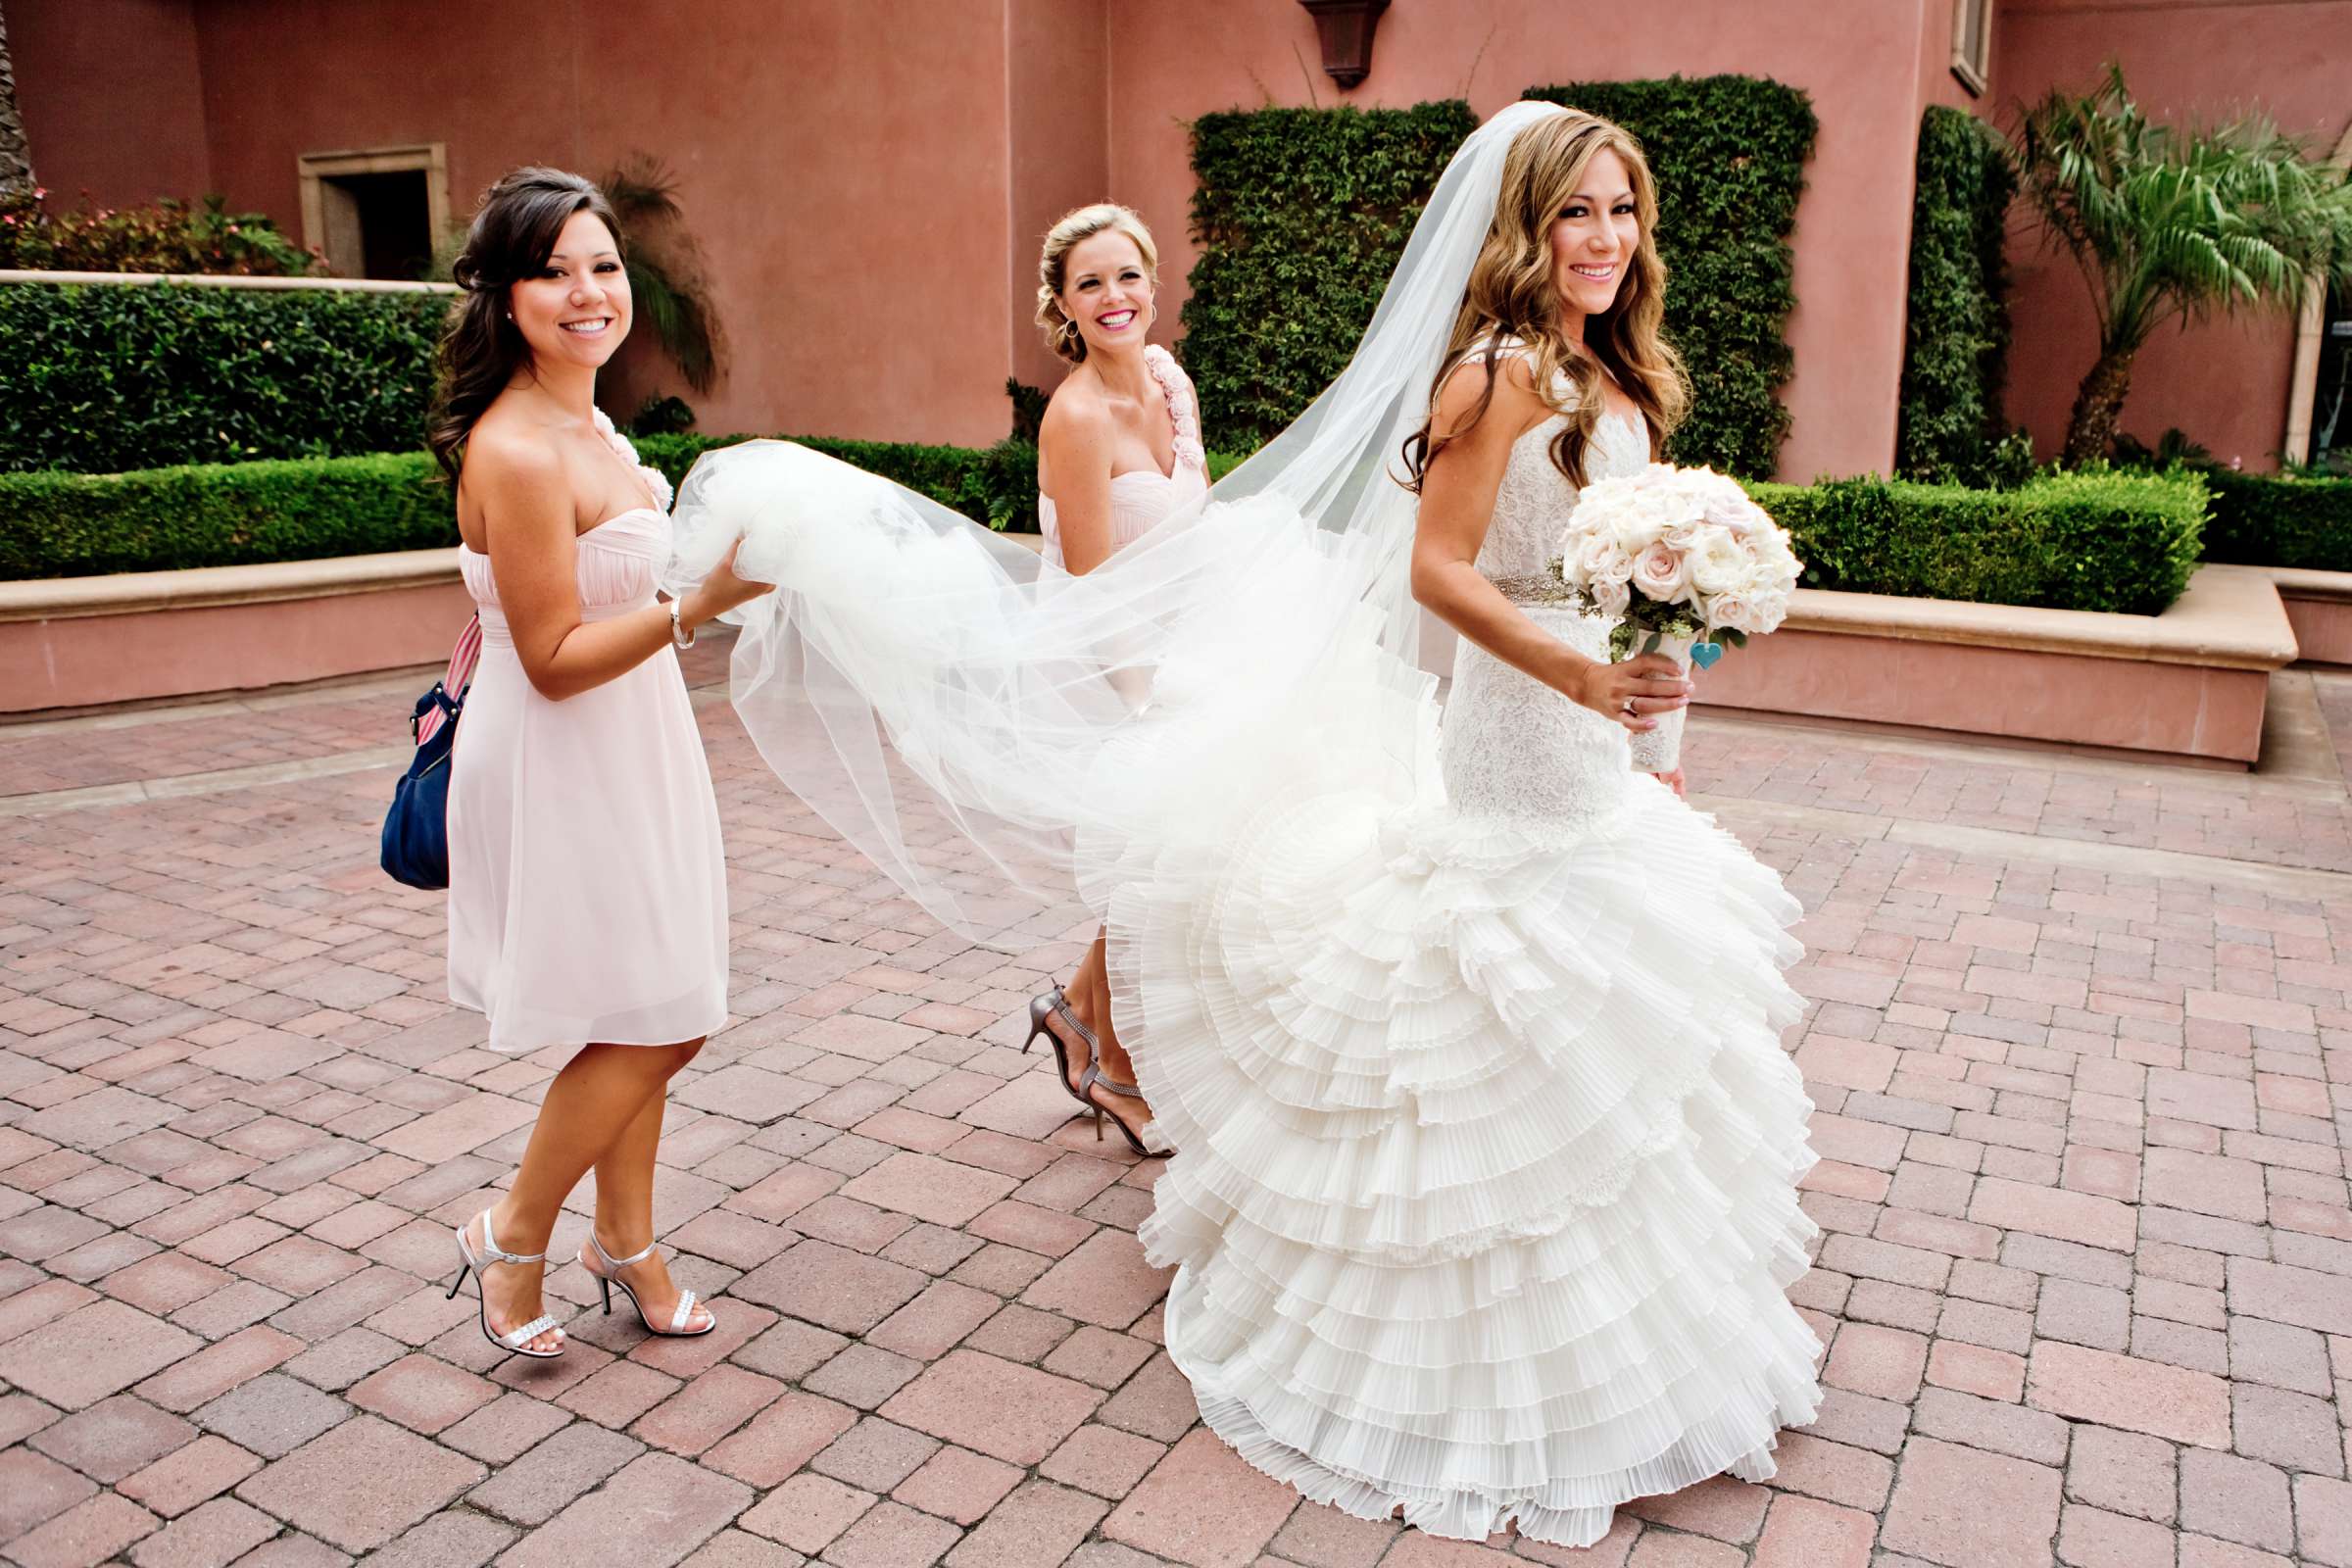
[1024,988,1169,1158]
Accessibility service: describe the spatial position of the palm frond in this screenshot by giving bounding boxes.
[599,153,723,393]
[2009,64,2352,357]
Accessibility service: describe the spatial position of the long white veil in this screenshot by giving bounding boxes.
[667,99,1566,945]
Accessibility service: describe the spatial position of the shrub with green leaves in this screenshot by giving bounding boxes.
[1748,467,2206,614]
[1898,107,2017,484]
[0,280,454,473]
[2198,466,2352,570]
[0,191,317,276]
[1181,100,1480,449]
[0,452,457,580]
[1526,76,1817,478]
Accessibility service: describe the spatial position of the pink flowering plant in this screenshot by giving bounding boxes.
[1550,463,1803,668]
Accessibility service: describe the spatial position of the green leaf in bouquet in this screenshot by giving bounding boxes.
[1719,626,1749,647]
[1642,630,1662,656]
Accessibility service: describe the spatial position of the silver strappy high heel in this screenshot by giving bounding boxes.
[582,1231,714,1337]
[447,1211,565,1358]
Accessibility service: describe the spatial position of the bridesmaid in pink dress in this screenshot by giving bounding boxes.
[1027,204,1205,1156]
[428,169,771,1358]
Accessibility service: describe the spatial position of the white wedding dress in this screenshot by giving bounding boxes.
[1104,366,1825,1547]
[672,99,1823,1550]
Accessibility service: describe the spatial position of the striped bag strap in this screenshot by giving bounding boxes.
[414,614,482,747]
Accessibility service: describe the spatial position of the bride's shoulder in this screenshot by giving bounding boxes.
[1434,342,1547,438]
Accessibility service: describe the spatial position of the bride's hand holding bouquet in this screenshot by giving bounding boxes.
[1551,464,1802,771]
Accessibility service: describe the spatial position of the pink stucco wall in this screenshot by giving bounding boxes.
[11,0,2336,479]
[1993,0,2352,470]
[9,0,211,207]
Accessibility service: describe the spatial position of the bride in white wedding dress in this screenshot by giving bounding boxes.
[671,99,1822,1548]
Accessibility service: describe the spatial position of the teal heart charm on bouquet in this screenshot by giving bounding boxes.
[1689,641,1723,669]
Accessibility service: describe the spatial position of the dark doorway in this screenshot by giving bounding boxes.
[2314,283,2350,475]
[321,170,431,281]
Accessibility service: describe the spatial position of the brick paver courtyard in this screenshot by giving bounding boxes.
[3,637,2349,1568]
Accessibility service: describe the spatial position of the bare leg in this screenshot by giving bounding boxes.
[1054,930,1156,1144]
[472,1040,700,1352]
[584,1044,713,1332]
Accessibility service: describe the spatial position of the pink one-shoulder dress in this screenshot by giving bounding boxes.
[1038,345,1208,568]
[446,414,729,1054]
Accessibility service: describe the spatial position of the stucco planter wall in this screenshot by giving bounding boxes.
[1690,564,2296,765]
[2263,566,2352,668]
[0,550,468,714]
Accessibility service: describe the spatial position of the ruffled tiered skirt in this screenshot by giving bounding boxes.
[1098,613,1824,1546]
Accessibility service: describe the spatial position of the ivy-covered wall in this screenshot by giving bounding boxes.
[1524,76,1816,478]
[1181,101,1480,449]
[1177,79,1816,476]
[1895,106,2017,484]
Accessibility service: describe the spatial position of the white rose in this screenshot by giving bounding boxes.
[1592,575,1632,617]
[1689,533,1747,596]
[1630,540,1692,603]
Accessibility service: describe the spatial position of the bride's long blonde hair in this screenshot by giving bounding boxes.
[1404,109,1688,491]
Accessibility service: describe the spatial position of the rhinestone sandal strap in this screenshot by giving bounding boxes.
[496,1313,561,1349]
[1080,1062,1145,1100]
[1051,994,1101,1052]
[669,1290,699,1334]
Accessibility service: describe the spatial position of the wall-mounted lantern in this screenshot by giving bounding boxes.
[1298,0,1389,91]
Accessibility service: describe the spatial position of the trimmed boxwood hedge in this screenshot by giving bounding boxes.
[2197,466,2352,571]
[0,281,455,474]
[0,436,1254,580]
[1897,108,2017,484]
[10,441,2203,618]
[1526,76,1817,479]
[1749,467,2206,615]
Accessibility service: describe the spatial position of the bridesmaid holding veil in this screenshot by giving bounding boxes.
[1026,203,1201,1157]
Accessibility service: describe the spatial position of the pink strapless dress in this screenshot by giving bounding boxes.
[1038,345,1208,567]
[446,427,728,1054]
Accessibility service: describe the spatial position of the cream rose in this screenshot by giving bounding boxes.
[1630,540,1692,603]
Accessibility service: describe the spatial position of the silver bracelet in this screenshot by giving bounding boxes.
[668,598,696,650]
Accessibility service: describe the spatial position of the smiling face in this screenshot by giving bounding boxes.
[1058,230,1154,358]
[507,209,630,372]
[1547,148,1642,322]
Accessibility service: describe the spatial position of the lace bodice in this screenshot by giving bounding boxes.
[1478,407,1652,582]
[1441,394,1654,829]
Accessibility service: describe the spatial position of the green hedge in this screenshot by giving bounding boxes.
[0,281,454,474]
[2198,466,2352,570]
[0,454,455,579]
[1182,100,1481,449]
[0,438,1256,579]
[1749,468,2206,615]
[1525,76,1817,478]
[1897,108,2017,484]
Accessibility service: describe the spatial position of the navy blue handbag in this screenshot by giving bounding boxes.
[380,616,481,890]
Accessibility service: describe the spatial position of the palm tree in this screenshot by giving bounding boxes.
[599,157,722,394]
[2012,66,2352,466]
[0,4,37,201]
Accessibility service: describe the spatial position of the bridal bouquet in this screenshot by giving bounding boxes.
[1549,463,1802,770]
